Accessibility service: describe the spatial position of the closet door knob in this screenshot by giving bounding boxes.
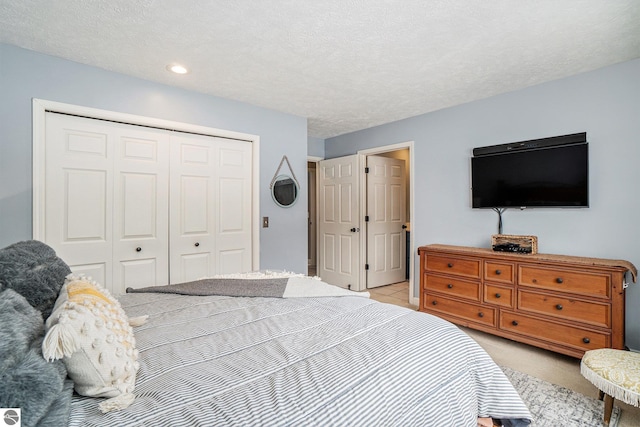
[136,247,142,252]
[195,242,200,247]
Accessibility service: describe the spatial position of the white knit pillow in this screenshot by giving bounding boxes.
[42,275,146,412]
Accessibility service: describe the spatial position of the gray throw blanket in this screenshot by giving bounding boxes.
[0,240,74,427]
[126,275,369,299]
[0,288,74,427]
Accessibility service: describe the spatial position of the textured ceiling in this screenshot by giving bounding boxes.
[1,1,639,138]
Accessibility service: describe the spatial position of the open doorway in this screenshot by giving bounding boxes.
[363,147,415,309]
[312,141,416,307]
[307,160,318,277]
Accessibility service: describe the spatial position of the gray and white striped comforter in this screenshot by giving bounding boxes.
[68,293,532,426]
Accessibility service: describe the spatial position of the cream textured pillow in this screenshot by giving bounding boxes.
[42,275,146,412]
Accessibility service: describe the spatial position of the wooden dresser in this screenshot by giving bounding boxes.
[418,244,634,358]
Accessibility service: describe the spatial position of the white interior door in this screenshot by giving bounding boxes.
[169,133,217,283]
[366,156,406,288]
[214,138,253,274]
[112,126,170,291]
[45,113,115,289]
[45,113,171,294]
[318,155,360,290]
[43,110,254,293]
[169,133,252,283]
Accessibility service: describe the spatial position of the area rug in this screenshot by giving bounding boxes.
[501,366,621,427]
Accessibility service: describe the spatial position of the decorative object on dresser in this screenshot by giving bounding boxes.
[418,244,637,358]
[491,234,538,254]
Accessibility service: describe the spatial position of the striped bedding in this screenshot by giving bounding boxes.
[67,292,532,426]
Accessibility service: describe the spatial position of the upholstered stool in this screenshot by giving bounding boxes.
[581,348,640,425]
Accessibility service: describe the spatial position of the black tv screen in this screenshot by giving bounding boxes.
[471,143,589,208]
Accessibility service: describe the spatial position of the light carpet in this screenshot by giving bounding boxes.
[501,366,620,427]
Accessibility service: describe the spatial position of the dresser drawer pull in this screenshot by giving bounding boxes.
[555,304,563,310]
[556,277,564,284]
[583,337,590,344]
[495,269,501,275]
[447,284,453,289]
[495,293,501,298]
[478,312,484,318]
[447,263,454,268]
[511,320,518,326]
[432,300,438,306]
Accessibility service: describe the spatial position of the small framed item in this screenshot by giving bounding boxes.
[491,234,538,254]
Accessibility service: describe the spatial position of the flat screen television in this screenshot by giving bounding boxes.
[471,134,589,208]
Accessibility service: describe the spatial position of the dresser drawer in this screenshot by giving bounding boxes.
[484,284,514,308]
[500,311,609,352]
[425,274,480,301]
[518,290,611,328]
[518,265,610,298]
[426,255,481,279]
[424,293,496,327]
[484,261,515,285]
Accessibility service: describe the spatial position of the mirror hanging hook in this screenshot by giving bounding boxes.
[270,155,300,189]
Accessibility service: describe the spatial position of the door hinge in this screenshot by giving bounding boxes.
[364,167,369,173]
[365,215,369,222]
[365,264,369,270]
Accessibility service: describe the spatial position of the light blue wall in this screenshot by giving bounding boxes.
[307,136,325,158]
[0,43,309,273]
[326,59,640,350]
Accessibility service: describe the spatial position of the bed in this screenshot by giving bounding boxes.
[0,241,532,427]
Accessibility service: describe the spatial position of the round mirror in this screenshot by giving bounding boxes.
[272,174,299,207]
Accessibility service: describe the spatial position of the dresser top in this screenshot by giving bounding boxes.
[419,244,637,282]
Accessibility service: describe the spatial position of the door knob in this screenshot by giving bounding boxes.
[350,227,359,232]
[402,224,407,229]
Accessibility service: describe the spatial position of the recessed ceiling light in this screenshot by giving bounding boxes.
[167,64,189,74]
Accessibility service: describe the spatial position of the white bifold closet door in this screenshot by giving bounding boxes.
[169,132,252,284]
[44,112,252,295]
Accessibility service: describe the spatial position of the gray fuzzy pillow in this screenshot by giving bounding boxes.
[0,288,72,427]
[0,240,71,319]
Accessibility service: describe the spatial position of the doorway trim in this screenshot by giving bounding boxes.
[358,141,416,306]
[32,98,261,272]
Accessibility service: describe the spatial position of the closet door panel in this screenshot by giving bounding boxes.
[181,176,210,233]
[170,134,216,283]
[113,127,170,293]
[180,253,212,282]
[45,113,114,288]
[119,259,158,289]
[216,140,253,273]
